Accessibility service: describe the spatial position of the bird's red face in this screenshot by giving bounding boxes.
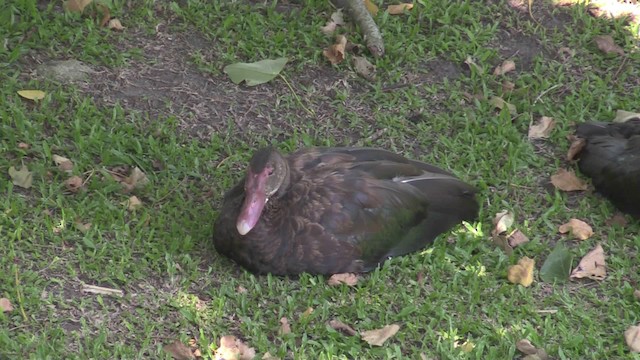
[236,165,273,235]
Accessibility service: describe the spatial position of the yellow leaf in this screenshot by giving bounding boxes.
[363,0,379,16]
[17,90,46,100]
[550,168,588,191]
[8,166,33,189]
[108,19,124,30]
[387,3,413,15]
[507,257,535,287]
[558,218,593,240]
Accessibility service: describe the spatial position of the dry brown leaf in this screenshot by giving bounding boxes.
[53,154,74,172]
[516,339,538,355]
[261,352,280,360]
[502,80,515,93]
[18,142,30,149]
[363,0,379,16]
[558,219,593,240]
[492,234,513,255]
[124,167,149,189]
[353,56,375,80]
[488,96,517,115]
[0,298,13,312]
[329,319,357,336]
[593,35,624,56]
[493,60,516,76]
[279,317,291,335]
[625,325,640,352]
[550,168,588,191]
[492,210,514,236]
[528,116,555,139]
[507,257,535,287]
[237,285,247,294]
[567,136,586,161]
[108,18,124,31]
[301,307,314,317]
[570,244,606,280]
[613,110,640,123]
[361,324,400,346]
[65,176,84,192]
[74,220,92,233]
[323,35,347,65]
[163,340,195,360]
[9,166,33,189]
[327,273,358,286]
[387,3,414,14]
[123,195,142,211]
[321,10,344,35]
[215,335,256,360]
[508,229,530,248]
[63,0,92,13]
[634,289,640,301]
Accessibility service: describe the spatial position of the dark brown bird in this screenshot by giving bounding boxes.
[213,147,479,275]
[575,118,640,217]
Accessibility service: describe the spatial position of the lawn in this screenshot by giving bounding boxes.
[1,0,639,358]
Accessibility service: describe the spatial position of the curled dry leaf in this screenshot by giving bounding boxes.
[0,298,13,312]
[566,136,586,161]
[492,210,514,236]
[516,339,538,355]
[327,272,358,286]
[361,324,400,346]
[593,35,624,56]
[321,10,344,35]
[279,317,291,335]
[508,229,530,248]
[558,219,593,240]
[163,340,195,360]
[65,176,84,192]
[123,195,142,211]
[328,319,357,336]
[53,154,74,172]
[124,167,149,189]
[108,18,125,31]
[570,244,606,280]
[353,56,375,80]
[323,35,347,65]
[507,257,535,287]
[493,59,516,76]
[625,325,640,352]
[550,168,588,191]
[301,307,314,317]
[613,109,640,123]
[18,142,31,149]
[387,3,414,15]
[215,335,256,360]
[528,116,555,139]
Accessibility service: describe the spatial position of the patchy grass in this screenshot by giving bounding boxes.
[1,0,640,358]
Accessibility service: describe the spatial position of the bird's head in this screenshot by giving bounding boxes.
[236,147,289,235]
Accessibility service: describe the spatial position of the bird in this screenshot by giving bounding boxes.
[212,147,479,276]
[574,118,640,218]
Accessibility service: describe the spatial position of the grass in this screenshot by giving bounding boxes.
[1,0,640,358]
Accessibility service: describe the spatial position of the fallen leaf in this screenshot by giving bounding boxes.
[625,325,640,352]
[612,109,640,123]
[237,285,247,294]
[321,10,344,35]
[464,56,483,74]
[363,0,379,16]
[279,317,291,335]
[327,272,358,286]
[634,289,640,301]
[353,56,375,80]
[593,35,624,56]
[262,352,279,360]
[323,35,347,65]
[124,167,149,189]
[63,0,92,13]
[0,298,13,312]
[507,257,535,287]
[9,166,33,188]
[570,244,606,280]
[301,307,314,317]
[558,219,593,241]
[223,57,288,86]
[550,168,588,191]
[215,335,256,360]
[502,80,515,93]
[387,3,414,14]
[508,229,530,248]
[328,319,357,336]
[123,195,142,211]
[74,220,92,233]
[460,341,475,353]
[489,96,517,115]
[566,136,586,161]
[108,18,124,31]
[539,243,573,284]
[361,324,400,346]
[53,154,74,172]
[557,46,575,60]
[17,90,46,100]
[17,142,30,149]
[528,116,555,139]
[492,210,514,236]
[493,60,516,76]
[163,340,195,360]
[65,176,84,192]
[516,339,538,355]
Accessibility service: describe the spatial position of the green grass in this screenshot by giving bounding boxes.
[1,0,640,358]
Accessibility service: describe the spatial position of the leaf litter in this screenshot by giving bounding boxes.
[570,244,606,280]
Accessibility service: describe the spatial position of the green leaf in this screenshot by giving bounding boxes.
[8,166,33,189]
[539,243,573,284]
[223,57,288,86]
